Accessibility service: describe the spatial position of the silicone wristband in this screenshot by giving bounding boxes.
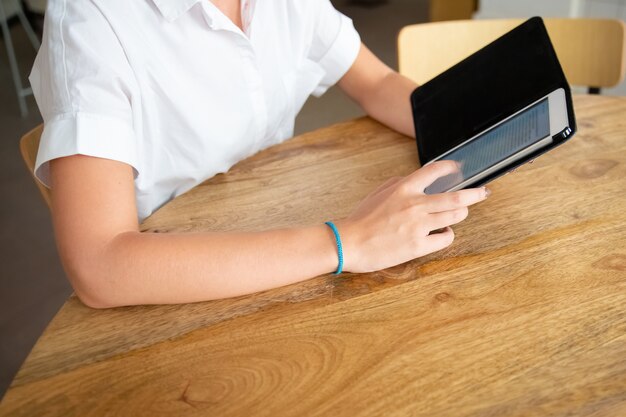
[324,221,344,275]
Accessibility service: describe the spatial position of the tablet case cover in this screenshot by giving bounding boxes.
[411,17,577,188]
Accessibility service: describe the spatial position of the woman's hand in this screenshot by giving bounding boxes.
[335,161,489,273]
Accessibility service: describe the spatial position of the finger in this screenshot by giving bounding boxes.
[423,187,489,212]
[423,227,455,254]
[427,207,469,230]
[407,160,460,192]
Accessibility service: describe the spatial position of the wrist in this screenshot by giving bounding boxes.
[330,219,360,273]
[324,221,345,274]
[315,223,340,275]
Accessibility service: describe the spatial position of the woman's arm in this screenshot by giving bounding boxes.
[338,43,418,138]
[51,155,337,307]
[51,155,486,308]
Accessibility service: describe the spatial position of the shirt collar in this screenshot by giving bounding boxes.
[152,0,202,22]
[152,0,257,36]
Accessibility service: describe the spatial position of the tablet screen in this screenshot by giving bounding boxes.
[411,17,568,164]
[425,98,550,194]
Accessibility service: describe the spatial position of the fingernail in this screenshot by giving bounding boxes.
[484,187,491,198]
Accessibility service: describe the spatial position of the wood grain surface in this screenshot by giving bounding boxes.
[1,95,625,416]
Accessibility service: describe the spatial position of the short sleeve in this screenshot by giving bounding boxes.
[30,0,139,187]
[307,0,361,97]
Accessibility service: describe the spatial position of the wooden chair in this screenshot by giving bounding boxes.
[398,18,626,94]
[20,124,51,208]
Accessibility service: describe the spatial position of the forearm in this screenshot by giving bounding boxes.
[74,225,338,307]
[338,44,418,138]
[360,71,418,138]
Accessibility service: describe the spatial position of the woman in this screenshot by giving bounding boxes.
[30,0,488,308]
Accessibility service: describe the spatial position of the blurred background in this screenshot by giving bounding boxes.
[1,0,625,400]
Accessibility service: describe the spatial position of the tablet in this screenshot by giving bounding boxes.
[424,88,570,194]
[410,17,577,195]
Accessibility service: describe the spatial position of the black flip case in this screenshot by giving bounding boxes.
[410,17,576,189]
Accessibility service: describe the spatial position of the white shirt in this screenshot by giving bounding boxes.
[31,0,361,221]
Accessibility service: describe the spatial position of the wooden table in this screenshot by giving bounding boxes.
[1,95,625,416]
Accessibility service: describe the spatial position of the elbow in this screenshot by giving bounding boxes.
[60,232,142,309]
[65,263,125,309]
[74,287,119,310]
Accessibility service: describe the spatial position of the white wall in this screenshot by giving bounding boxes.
[475,0,626,96]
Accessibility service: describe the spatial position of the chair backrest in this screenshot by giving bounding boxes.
[20,124,51,208]
[398,18,626,89]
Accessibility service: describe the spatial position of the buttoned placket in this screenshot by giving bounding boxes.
[200,1,268,149]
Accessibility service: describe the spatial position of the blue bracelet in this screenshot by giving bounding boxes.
[325,221,344,275]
